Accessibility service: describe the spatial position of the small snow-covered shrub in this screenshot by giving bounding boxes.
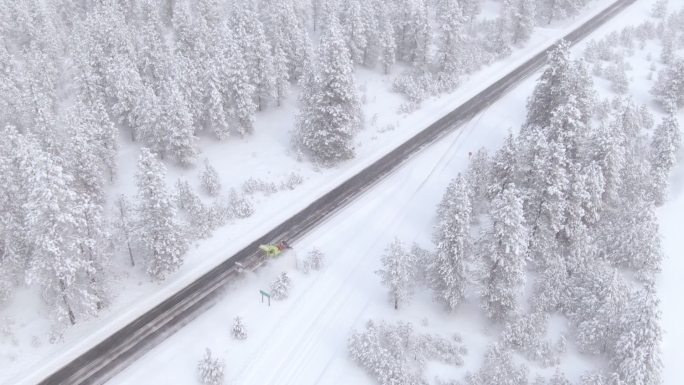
[200,161,222,196]
[463,343,528,385]
[306,248,324,271]
[270,272,292,300]
[348,320,465,385]
[605,64,629,94]
[175,179,197,210]
[0,268,13,304]
[0,317,17,346]
[175,179,226,239]
[227,189,254,219]
[197,349,224,385]
[279,172,304,191]
[298,248,325,274]
[242,177,277,195]
[393,69,436,104]
[232,316,247,340]
[500,312,562,367]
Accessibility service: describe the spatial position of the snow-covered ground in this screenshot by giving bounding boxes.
[3,0,681,384]
[96,0,684,384]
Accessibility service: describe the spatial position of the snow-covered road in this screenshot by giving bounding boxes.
[105,0,684,382]
[106,74,531,384]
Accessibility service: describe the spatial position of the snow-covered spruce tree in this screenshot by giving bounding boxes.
[537,0,583,25]
[487,133,518,199]
[513,0,536,44]
[651,115,681,205]
[524,41,594,133]
[270,272,292,300]
[341,0,368,66]
[610,289,662,385]
[430,175,471,311]
[464,343,528,385]
[519,132,568,269]
[651,57,684,113]
[479,184,528,321]
[200,160,222,197]
[0,126,32,304]
[489,0,515,59]
[294,16,362,166]
[434,0,467,91]
[464,148,491,218]
[565,261,628,355]
[396,0,431,68]
[651,0,668,19]
[135,148,188,281]
[22,134,105,328]
[153,70,197,166]
[197,348,225,385]
[259,0,309,83]
[378,9,396,74]
[231,1,275,111]
[376,238,416,310]
[602,201,663,283]
[232,316,247,340]
[115,195,137,267]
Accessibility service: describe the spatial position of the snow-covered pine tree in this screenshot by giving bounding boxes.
[513,0,536,44]
[651,57,684,113]
[232,316,247,340]
[154,60,197,165]
[378,10,396,74]
[487,133,518,199]
[376,238,416,310]
[260,0,309,82]
[434,0,466,90]
[537,0,582,25]
[610,289,662,385]
[231,1,276,111]
[0,126,32,303]
[200,160,222,196]
[489,0,515,59]
[341,0,368,66]
[602,201,663,283]
[395,0,430,68]
[197,348,225,385]
[294,16,362,166]
[525,139,568,268]
[224,28,257,136]
[524,42,593,133]
[135,148,188,280]
[566,261,628,355]
[651,115,681,205]
[464,343,528,385]
[115,195,137,267]
[23,135,103,328]
[459,0,482,26]
[430,175,471,311]
[479,184,528,321]
[651,0,668,19]
[270,272,292,300]
[465,148,491,219]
